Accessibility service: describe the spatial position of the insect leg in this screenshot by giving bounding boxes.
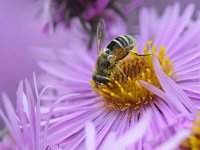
[131,51,152,56]
[115,64,127,80]
[92,74,110,85]
[110,72,115,81]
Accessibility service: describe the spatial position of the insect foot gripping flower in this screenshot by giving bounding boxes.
[37,3,200,149]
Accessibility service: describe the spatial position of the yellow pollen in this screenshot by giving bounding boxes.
[179,112,200,150]
[91,42,174,112]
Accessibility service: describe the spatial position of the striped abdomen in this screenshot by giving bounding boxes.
[105,35,137,62]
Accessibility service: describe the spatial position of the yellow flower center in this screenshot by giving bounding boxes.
[91,42,174,113]
[179,112,200,150]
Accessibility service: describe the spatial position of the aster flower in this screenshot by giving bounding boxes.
[176,113,200,150]
[148,112,200,150]
[42,0,142,48]
[37,3,200,149]
[0,75,78,150]
[0,77,42,150]
[84,112,150,150]
[43,0,141,28]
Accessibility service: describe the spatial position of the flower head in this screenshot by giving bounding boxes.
[37,3,200,149]
[0,75,76,150]
[85,112,151,150]
[177,113,200,150]
[42,0,142,48]
[91,44,173,113]
[43,0,141,27]
[149,112,200,150]
[0,76,43,150]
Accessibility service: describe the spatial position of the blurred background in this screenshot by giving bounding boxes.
[0,0,200,100]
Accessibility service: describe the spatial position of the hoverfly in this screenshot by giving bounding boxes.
[92,19,139,86]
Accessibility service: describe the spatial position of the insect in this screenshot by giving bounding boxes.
[92,19,138,86]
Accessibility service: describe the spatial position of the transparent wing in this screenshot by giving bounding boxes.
[96,18,105,54]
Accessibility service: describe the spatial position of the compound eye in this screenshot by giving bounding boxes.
[107,55,114,63]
